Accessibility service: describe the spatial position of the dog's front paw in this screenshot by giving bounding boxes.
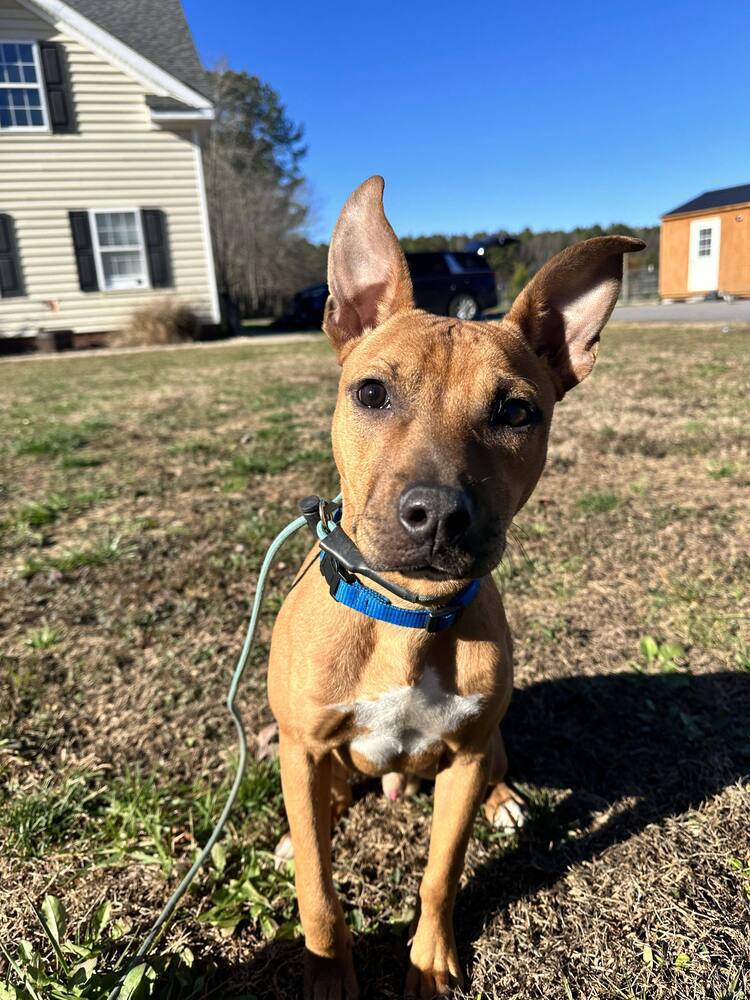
[305,950,359,1000]
[404,924,463,998]
[484,781,528,833]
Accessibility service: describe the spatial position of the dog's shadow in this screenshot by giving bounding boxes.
[210,670,750,998]
[455,669,749,949]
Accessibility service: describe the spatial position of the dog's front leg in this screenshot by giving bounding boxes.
[279,735,358,999]
[405,749,489,998]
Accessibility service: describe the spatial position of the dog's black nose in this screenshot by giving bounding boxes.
[398,484,474,548]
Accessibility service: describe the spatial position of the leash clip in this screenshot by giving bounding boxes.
[298,494,341,538]
[318,496,332,532]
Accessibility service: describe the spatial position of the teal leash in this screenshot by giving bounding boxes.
[107,501,332,1000]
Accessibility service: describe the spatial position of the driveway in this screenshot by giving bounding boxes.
[611,300,750,323]
[0,331,322,363]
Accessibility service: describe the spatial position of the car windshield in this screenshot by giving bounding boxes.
[445,252,491,273]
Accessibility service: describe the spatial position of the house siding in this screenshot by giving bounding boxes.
[0,0,218,335]
[659,205,750,299]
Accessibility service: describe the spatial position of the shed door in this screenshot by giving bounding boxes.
[687,216,721,292]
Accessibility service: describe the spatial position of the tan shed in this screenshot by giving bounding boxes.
[659,183,750,300]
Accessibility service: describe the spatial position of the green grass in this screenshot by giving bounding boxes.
[227,446,329,481]
[707,461,738,480]
[0,489,109,538]
[59,451,105,469]
[13,418,113,460]
[646,562,750,655]
[0,893,197,1000]
[0,773,101,859]
[0,749,296,995]
[12,494,70,528]
[1,756,286,864]
[247,379,321,412]
[25,624,65,650]
[14,424,89,458]
[197,846,298,940]
[693,362,729,378]
[168,436,215,456]
[576,490,621,513]
[223,411,331,486]
[21,536,127,579]
[637,635,687,673]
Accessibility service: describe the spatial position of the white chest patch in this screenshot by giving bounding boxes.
[334,668,484,769]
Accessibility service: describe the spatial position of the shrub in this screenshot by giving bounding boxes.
[112,299,201,347]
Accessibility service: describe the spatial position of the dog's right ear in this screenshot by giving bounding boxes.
[324,176,414,359]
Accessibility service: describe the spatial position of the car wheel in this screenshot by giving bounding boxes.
[448,293,479,320]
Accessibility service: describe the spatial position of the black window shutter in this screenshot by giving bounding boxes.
[39,42,76,133]
[0,214,24,298]
[69,212,99,292]
[141,210,172,288]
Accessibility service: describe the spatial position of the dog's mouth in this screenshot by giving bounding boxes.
[361,539,506,584]
[350,513,506,585]
[379,562,461,582]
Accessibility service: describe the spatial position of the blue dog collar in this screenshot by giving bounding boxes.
[322,554,481,632]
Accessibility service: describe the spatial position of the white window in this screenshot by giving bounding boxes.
[89,210,149,291]
[0,42,48,130]
[697,227,712,257]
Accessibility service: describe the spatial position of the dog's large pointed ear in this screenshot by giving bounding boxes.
[506,236,646,397]
[323,176,414,359]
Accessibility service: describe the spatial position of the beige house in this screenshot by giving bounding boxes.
[0,0,219,343]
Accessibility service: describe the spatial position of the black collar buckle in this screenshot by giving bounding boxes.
[320,551,354,597]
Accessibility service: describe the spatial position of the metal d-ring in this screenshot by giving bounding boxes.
[318,496,331,533]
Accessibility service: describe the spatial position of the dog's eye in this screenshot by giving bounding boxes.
[356,379,390,409]
[492,398,536,428]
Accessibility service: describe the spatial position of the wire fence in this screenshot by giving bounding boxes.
[497,263,660,310]
[621,264,659,302]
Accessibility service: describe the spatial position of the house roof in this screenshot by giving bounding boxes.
[64,0,210,99]
[664,183,750,218]
[145,95,194,113]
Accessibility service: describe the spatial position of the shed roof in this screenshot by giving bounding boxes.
[65,0,210,99]
[664,183,750,218]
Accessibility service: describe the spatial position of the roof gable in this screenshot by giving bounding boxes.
[664,183,750,217]
[64,0,209,98]
[19,0,212,110]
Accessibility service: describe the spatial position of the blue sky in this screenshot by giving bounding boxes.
[185,0,749,241]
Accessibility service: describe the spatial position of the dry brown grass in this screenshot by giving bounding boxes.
[0,325,748,999]
[111,298,202,347]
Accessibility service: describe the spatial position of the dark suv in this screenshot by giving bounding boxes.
[405,251,498,319]
[286,250,497,328]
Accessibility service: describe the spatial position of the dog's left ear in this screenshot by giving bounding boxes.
[324,175,414,359]
[507,236,646,397]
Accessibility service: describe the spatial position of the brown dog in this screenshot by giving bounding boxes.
[268,177,644,998]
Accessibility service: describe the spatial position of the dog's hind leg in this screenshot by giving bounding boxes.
[483,727,528,832]
[330,749,354,821]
